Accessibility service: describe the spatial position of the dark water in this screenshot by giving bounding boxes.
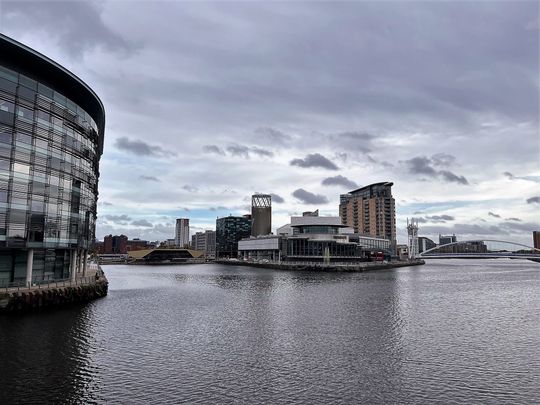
[1,260,539,404]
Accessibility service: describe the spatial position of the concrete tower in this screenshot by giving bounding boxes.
[251,194,272,236]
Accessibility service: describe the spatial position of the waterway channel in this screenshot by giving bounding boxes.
[1,259,539,404]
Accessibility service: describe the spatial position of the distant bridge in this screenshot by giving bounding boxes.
[418,239,540,259]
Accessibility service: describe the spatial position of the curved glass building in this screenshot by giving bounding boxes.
[0,34,104,286]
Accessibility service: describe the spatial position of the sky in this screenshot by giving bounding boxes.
[0,0,538,245]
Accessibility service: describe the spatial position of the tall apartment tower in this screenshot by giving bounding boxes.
[251,194,272,236]
[533,231,540,250]
[175,218,190,248]
[339,182,396,242]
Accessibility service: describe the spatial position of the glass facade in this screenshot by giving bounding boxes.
[0,38,104,286]
[216,216,251,258]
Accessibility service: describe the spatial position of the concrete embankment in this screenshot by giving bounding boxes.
[0,274,108,314]
[215,259,425,272]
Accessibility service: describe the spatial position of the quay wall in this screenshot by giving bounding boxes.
[0,275,108,314]
[214,259,425,272]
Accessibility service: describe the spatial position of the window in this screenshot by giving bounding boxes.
[13,163,29,174]
[0,100,15,113]
[16,105,34,121]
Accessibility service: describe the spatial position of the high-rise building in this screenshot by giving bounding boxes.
[251,194,271,236]
[533,231,540,250]
[103,234,128,254]
[175,218,189,247]
[216,215,251,258]
[0,34,105,285]
[191,230,216,258]
[339,182,396,242]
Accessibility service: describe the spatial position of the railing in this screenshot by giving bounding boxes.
[0,263,105,293]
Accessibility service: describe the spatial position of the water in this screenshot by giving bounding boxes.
[1,259,539,404]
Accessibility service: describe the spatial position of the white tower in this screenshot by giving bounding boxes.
[175,218,190,248]
[407,218,419,259]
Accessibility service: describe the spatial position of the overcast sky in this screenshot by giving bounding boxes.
[1,1,538,245]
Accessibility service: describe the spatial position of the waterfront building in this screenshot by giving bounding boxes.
[339,182,396,243]
[533,231,540,250]
[128,248,204,264]
[216,215,251,258]
[0,35,104,286]
[418,236,436,253]
[251,194,272,236]
[175,218,189,248]
[239,211,389,262]
[191,230,216,258]
[439,234,457,245]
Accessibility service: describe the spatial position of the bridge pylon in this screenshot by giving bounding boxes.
[407,218,419,259]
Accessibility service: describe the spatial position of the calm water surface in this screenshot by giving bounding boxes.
[1,259,539,404]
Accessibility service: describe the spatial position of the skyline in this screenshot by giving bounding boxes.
[1,1,538,244]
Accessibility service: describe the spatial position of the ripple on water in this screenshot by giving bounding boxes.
[0,260,539,404]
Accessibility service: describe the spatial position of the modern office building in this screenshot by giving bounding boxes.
[191,230,216,258]
[439,234,457,245]
[418,236,436,253]
[0,34,105,286]
[533,231,540,250]
[251,194,271,236]
[215,215,251,258]
[175,218,189,248]
[339,182,396,243]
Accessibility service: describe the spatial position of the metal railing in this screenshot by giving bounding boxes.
[1,263,105,293]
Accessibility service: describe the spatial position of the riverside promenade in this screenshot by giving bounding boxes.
[0,262,108,314]
[215,259,425,272]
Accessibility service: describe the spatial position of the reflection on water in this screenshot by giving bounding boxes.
[1,259,539,404]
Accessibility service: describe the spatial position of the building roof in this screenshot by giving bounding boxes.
[347,182,393,195]
[290,216,347,227]
[128,248,204,259]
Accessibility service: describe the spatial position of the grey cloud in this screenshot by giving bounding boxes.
[227,145,273,159]
[503,171,515,179]
[227,145,250,159]
[182,185,198,192]
[131,219,154,228]
[250,147,274,158]
[139,175,160,182]
[254,127,292,145]
[203,145,226,155]
[102,214,131,225]
[488,211,501,218]
[438,170,469,185]
[290,153,339,170]
[526,196,540,204]
[404,156,438,176]
[505,217,521,222]
[292,188,329,204]
[3,0,135,58]
[401,155,468,184]
[504,172,540,183]
[270,193,285,203]
[98,201,113,207]
[416,215,455,223]
[332,131,375,154]
[431,153,456,167]
[321,175,358,189]
[115,137,176,157]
